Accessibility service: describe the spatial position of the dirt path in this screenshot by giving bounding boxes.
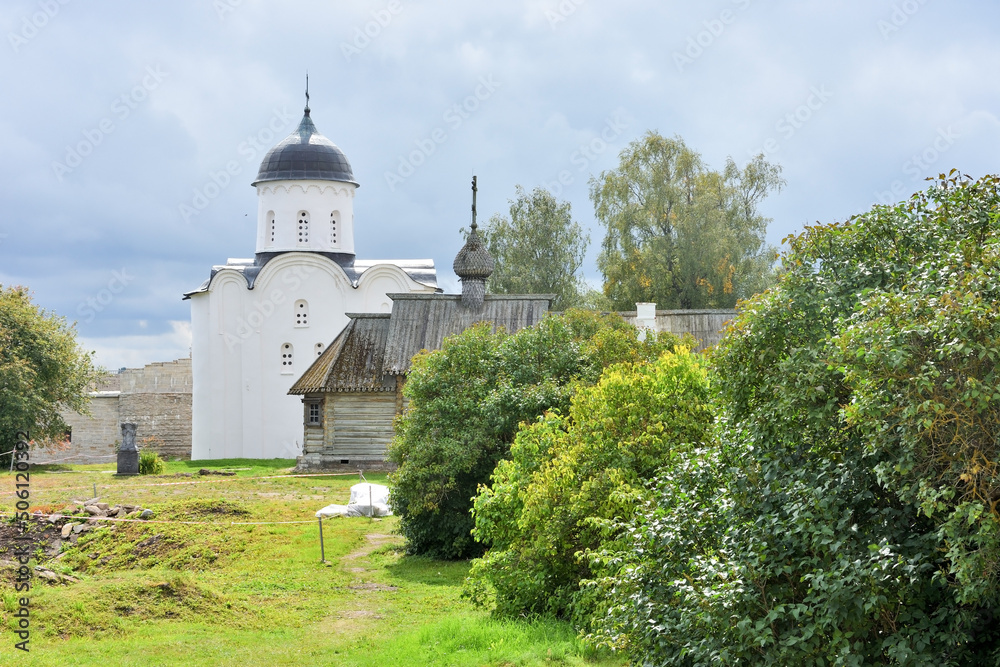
[343,532,400,563]
[322,530,404,629]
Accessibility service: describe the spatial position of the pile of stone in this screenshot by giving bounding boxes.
[199,468,236,476]
[52,499,154,540]
[73,499,152,520]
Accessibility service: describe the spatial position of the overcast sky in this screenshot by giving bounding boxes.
[2,0,998,369]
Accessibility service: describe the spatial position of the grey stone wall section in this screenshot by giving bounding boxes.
[119,392,192,460]
[32,394,121,464]
[119,358,192,394]
[35,358,192,464]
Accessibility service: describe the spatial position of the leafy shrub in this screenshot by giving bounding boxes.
[387,309,682,559]
[594,173,1000,664]
[586,442,729,659]
[467,348,712,625]
[138,450,165,475]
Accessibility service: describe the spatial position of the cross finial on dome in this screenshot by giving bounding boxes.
[470,175,478,231]
[304,72,311,115]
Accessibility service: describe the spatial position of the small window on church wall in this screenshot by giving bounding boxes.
[267,211,276,244]
[315,342,324,357]
[281,343,293,372]
[329,212,338,246]
[294,300,309,327]
[308,402,320,425]
[297,211,310,245]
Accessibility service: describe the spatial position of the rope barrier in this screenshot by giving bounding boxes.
[5,472,387,561]
[4,470,370,497]
[28,453,118,465]
[7,512,348,566]
[2,511,319,527]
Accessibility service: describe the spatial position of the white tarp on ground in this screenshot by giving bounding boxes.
[315,483,392,518]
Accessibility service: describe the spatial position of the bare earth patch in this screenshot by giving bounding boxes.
[338,610,383,619]
[343,533,401,561]
[348,582,399,592]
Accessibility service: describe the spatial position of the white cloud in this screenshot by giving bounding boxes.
[78,321,192,371]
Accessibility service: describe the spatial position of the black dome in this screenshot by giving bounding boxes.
[252,110,357,186]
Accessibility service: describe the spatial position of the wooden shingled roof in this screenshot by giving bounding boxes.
[289,293,552,395]
[289,313,393,394]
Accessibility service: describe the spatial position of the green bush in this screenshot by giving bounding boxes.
[594,173,1000,664]
[138,450,165,475]
[467,348,712,625]
[387,309,682,559]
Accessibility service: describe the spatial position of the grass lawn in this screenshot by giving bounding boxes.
[1,459,620,666]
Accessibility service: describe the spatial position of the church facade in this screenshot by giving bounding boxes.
[185,97,438,459]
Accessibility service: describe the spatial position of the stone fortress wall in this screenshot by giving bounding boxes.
[31,358,192,464]
[118,358,193,460]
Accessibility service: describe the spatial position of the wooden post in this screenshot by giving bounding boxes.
[318,517,325,562]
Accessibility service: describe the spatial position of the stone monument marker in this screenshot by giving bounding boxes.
[117,422,139,475]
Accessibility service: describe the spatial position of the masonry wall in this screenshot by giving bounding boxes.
[35,358,193,464]
[119,358,192,459]
[119,392,192,459]
[120,358,192,394]
[32,393,121,465]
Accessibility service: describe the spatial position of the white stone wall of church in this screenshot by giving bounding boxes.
[189,253,434,461]
[255,181,356,255]
[189,289,213,461]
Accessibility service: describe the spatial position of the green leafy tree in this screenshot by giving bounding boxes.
[592,132,783,310]
[594,173,1000,664]
[482,186,589,310]
[467,348,712,627]
[387,310,680,559]
[0,285,103,459]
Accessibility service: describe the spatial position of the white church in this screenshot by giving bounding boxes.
[184,94,438,459]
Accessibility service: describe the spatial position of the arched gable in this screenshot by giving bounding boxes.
[356,263,425,313]
[252,253,352,296]
[208,270,249,291]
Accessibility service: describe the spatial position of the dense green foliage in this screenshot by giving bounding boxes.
[467,348,712,627]
[0,285,103,458]
[482,185,589,310]
[593,173,1000,664]
[592,132,783,310]
[387,310,681,560]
